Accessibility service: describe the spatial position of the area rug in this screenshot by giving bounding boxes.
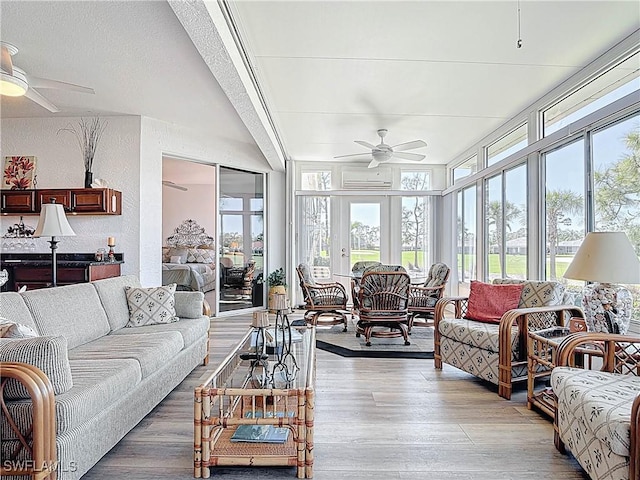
[310,316,434,359]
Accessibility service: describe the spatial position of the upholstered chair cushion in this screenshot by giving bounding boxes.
[125,284,179,327]
[424,263,449,288]
[465,281,523,323]
[298,263,316,286]
[0,335,73,399]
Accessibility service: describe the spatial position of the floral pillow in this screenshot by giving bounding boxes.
[125,284,179,327]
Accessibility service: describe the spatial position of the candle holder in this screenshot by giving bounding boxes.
[107,240,116,263]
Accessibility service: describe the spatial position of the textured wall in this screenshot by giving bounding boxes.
[162,184,216,243]
[1,116,142,278]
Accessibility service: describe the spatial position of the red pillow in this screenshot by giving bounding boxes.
[465,281,524,323]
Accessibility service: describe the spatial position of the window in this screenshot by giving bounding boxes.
[544,52,640,136]
[504,165,527,279]
[301,171,331,190]
[458,186,477,294]
[485,174,502,280]
[401,196,431,275]
[487,124,528,167]
[453,156,477,183]
[543,140,585,283]
[400,171,430,190]
[592,113,640,320]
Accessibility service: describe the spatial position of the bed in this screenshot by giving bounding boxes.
[162,219,217,293]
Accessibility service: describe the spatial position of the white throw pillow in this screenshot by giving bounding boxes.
[170,255,183,264]
[125,284,179,327]
[0,317,38,338]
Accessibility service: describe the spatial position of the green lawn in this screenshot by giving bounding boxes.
[459,254,573,279]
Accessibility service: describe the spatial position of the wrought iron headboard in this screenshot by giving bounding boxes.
[166,219,214,248]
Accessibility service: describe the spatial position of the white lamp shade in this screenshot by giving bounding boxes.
[564,231,640,284]
[33,203,76,237]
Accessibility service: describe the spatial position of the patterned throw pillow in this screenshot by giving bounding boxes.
[125,284,179,327]
[465,281,524,323]
[186,248,215,263]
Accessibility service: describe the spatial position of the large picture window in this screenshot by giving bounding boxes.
[457,186,477,294]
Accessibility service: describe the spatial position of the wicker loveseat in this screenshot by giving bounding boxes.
[434,279,582,399]
[552,333,640,480]
[0,275,210,480]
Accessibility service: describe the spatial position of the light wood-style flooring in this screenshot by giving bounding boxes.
[83,315,588,479]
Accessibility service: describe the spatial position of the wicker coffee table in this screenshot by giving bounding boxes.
[194,326,316,479]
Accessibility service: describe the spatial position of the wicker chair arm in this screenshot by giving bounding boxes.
[311,282,347,294]
[555,332,640,372]
[0,362,57,478]
[434,296,468,321]
[632,393,640,480]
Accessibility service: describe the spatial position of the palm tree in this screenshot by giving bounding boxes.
[486,200,523,276]
[546,190,583,279]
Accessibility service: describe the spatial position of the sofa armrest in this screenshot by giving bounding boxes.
[0,362,57,478]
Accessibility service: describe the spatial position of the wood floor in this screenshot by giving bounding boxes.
[83,315,588,480]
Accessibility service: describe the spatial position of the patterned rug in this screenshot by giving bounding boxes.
[310,316,435,359]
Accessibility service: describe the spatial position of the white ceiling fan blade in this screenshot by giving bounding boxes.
[354,140,376,149]
[392,152,426,161]
[368,159,381,169]
[162,180,188,191]
[392,140,427,152]
[24,88,59,112]
[29,76,95,94]
[334,153,373,160]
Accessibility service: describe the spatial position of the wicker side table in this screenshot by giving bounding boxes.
[527,327,602,419]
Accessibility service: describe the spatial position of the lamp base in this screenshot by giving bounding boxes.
[581,283,633,334]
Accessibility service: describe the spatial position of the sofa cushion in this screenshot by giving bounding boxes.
[125,284,179,327]
[111,317,209,348]
[552,367,640,457]
[1,358,142,438]
[0,335,73,399]
[68,331,184,378]
[492,279,566,308]
[21,283,111,349]
[92,275,142,331]
[0,292,39,333]
[438,317,519,358]
[465,281,523,323]
[174,291,206,319]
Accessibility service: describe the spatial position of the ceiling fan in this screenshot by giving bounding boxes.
[162,180,188,191]
[335,129,427,168]
[0,41,94,113]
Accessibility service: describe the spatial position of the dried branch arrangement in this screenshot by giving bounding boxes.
[58,117,108,172]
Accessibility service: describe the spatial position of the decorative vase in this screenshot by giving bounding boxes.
[84,171,93,188]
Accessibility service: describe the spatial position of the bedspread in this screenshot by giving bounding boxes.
[162,263,216,293]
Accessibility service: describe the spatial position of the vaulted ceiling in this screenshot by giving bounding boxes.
[1,1,638,170]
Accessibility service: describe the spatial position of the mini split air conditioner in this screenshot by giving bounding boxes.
[341,166,392,190]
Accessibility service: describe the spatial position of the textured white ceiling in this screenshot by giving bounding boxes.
[1,0,638,170]
[231,0,640,164]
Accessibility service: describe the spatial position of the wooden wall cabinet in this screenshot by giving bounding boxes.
[1,188,122,215]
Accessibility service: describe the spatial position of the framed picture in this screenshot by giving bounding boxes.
[3,156,37,190]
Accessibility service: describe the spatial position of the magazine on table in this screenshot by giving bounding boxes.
[230,411,293,444]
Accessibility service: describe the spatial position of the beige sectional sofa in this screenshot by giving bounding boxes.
[0,275,210,480]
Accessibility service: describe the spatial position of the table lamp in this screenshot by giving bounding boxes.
[33,199,76,287]
[563,231,640,334]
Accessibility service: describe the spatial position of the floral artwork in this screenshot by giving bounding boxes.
[3,156,36,190]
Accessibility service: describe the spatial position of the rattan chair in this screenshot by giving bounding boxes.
[356,270,411,346]
[297,263,348,330]
[408,262,450,331]
[350,261,382,319]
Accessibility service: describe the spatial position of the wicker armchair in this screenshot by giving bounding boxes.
[408,262,450,330]
[355,270,411,346]
[296,263,348,330]
[350,261,382,318]
[552,333,640,480]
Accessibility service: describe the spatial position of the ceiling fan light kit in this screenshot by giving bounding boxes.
[335,128,427,168]
[0,41,94,111]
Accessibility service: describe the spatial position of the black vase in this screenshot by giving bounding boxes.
[84,171,93,188]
